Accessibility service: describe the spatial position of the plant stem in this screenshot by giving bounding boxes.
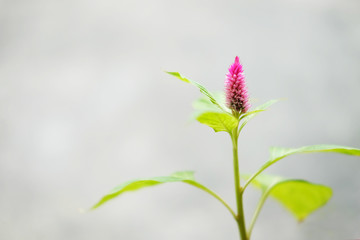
[185,181,237,219]
[247,190,270,239]
[231,129,248,240]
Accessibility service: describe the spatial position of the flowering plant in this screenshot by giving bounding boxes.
[92,57,360,239]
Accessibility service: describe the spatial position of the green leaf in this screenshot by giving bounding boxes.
[269,145,360,164]
[166,72,226,112]
[196,112,238,133]
[192,92,227,112]
[244,145,360,191]
[92,171,236,218]
[238,99,281,134]
[190,93,229,120]
[243,174,332,221]
[92,171,194,209]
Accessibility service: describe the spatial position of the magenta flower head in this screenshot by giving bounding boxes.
[225,56,250,115]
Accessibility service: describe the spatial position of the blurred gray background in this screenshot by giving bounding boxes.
[1,0,360,239]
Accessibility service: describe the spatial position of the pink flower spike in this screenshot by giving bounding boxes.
[225,56,250,114]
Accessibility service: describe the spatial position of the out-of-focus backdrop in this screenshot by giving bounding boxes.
[1,0,360,239]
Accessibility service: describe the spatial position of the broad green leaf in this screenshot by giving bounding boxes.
[196,112,238,133]
[92,171,236,218]
[166,72,226,112]
[243,174,332,221]
[244,145,360,191]
[238,99,281,134]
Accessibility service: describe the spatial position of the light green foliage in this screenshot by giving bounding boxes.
[92,171,236,217]
[92,171,194,209]
[192,97,280,133]
[190,93,228,120]
[166,71,238,133]
[245,145,360,192]
[166,72,226,112]
[238,99,280,133]
[196,112,238,133]
[192,92,227,113]
[244,174,332,221]
[166,72,281,136]
[269,145,360,164]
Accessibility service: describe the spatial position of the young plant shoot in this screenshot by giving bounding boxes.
[92,57,360,240]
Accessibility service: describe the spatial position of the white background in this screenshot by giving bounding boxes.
[1,0,360,239]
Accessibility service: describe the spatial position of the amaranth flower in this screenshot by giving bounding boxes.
[224,56,250,114]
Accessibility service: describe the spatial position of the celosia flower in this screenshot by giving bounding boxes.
[225,56,250,114]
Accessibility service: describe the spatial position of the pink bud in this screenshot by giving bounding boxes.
[225,57,250,114]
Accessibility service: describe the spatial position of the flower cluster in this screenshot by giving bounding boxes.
[225,56,250,114]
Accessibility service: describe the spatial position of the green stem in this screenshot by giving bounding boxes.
[185,181,237,220]
[242,161,272,192]
[231,129,248,240]
[247,189,270,239]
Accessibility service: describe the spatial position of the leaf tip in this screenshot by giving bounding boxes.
[297,217,305,224]
[90,202,101,211]
[165,71,191,83]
